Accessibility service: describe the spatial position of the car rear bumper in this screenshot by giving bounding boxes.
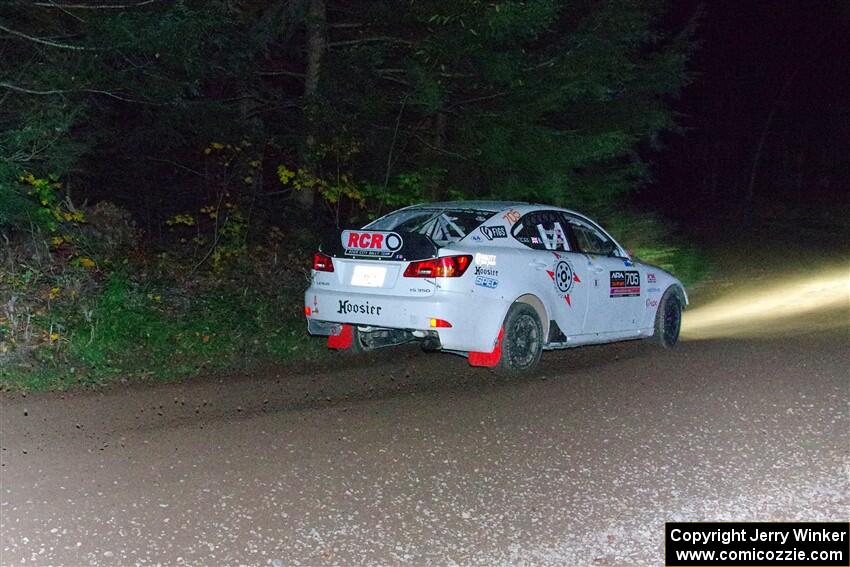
[304,286,508,352]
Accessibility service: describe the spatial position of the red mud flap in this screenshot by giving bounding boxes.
[327,324,353,349]
[468,327,504,367]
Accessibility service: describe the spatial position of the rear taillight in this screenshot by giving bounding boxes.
[313,251,334,272]
[403,255,472,278]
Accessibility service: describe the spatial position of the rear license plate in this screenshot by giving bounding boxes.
[350,265,387,287]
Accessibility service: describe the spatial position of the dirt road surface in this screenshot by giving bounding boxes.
[2,247,848,566]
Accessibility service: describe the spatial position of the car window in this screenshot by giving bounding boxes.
[565,215,618,256]
[511,211,572,251]
[366,208,497,245]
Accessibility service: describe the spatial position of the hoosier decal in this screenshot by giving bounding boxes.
[337,299,382,315]
[341,230,403,257]
[610,270,640,297]
[473,265,499,277]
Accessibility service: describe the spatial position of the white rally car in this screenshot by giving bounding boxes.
[304,201,687,373]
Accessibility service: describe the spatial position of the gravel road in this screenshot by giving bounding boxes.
[1,251,848,566]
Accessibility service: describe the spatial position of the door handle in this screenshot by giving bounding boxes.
[529,260,549,270]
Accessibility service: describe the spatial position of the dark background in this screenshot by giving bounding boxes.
[644,0,850,228]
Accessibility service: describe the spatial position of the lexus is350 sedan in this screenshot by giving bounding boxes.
[304,201,687,373]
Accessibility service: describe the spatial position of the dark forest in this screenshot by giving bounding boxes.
[1,0,847,388]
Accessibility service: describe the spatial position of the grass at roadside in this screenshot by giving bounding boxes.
[1,208,711,392]
[602,211,712,288]
[0,275,323,391]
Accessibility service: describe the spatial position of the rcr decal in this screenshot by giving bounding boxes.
[546,260,581,306]
[337,299,382,315]
[535,222,569,251]
[646,298,659,308]
[610,270,640,297]
[475,253,497,266]
[341,230,403,257]
[647,273,657,283]
[480,225,507,240]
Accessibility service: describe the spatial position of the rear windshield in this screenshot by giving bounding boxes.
[366,208,497,245]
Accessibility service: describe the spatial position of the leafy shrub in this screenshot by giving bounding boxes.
[600,210,710,287]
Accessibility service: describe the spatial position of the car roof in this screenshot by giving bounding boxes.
[397,200,593,219]
[400,200,530,212]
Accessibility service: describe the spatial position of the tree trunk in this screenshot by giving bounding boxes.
[429,111,446,201]
[298,0,326,209]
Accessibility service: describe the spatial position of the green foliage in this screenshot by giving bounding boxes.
[601,211,711,287]
[0,1,694,220]
[300,0,695,212]
[1,268,322,391]
[0,1,702,391]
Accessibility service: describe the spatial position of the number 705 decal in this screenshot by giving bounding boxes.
[610,270,640,297]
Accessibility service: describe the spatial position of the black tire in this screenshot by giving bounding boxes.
[653,288,682,348]
[344,326,373,354]
[496,303,543,374]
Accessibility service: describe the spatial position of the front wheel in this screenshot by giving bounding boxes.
[496,303,543,375]
[653,288,682,348]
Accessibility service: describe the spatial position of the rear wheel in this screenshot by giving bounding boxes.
[348,327,374,354]
[653,288,682,348]
[496,303,543,374]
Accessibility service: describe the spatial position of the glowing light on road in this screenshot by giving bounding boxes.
[682,266,850,340]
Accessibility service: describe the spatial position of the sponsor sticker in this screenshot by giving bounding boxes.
[610,270,640,297]
[474,265,499,277]
[647,272,657,283]
[553,260,575,293]
[475,253,497,266]
[546,260,580,307]
[480,225,507,240]
[535,221,570,251]
[336,299,382,316]
[341,230,403,257]
[474,275,499,289]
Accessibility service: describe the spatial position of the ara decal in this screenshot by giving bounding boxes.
[610,270,640,297]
